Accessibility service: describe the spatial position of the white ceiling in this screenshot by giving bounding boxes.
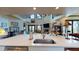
[0,7,65,15]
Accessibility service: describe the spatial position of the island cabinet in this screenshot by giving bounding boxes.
[0,46,64,51]
[4,46,28,51]
[0,46,5,51]
[1,46,79,51]
[65,48,79,51]
[0,46,28,51]
[0,46,62,51]
[28,46,64,51]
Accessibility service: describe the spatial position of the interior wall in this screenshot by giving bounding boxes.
[64,7,79,16]
[0,16,24,32]
[0,16,9,31]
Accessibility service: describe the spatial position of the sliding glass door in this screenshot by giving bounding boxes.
[73,21,79,33]
[28,25,42,33]
[67,20,79,34]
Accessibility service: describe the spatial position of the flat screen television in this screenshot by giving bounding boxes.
[43,23,49,28]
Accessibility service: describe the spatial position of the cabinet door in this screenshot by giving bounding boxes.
[5,46,28,51]
[29,46,64,51]
[65,48,79,51]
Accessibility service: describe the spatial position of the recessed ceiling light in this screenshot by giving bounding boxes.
[56,7,59,9]
[33,7,36,10]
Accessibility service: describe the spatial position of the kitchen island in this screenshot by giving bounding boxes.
[0,33,79,51]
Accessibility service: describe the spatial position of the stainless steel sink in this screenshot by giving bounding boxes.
[33,39,56,44]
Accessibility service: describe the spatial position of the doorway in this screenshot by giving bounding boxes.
[28,25,35,32]
[67,20,79,34]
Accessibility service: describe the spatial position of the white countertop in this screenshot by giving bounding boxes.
[0,33,79,48]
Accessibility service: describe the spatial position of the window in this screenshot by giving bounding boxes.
[37,25,42,30]
[37,14,41,19]
[30,14,35,19]
[28,25,35,32]
[30,13,41,19]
